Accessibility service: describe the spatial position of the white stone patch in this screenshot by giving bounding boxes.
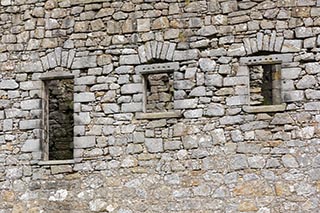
[49,189,68,201]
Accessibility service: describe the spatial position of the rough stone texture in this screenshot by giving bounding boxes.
[0,1,320,213]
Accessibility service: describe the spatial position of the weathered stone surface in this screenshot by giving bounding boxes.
[74,136,95,148]
[281,40,302,52]
[145,138,163,153]
[199,58,216,72]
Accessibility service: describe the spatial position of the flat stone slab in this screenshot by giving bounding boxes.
[243,104,286,113]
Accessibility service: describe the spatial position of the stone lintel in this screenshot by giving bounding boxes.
[40,72,74,80]
[136,111,182,120]
[135,62,179,74]
[243,104,286,113]
[240,54,293,65]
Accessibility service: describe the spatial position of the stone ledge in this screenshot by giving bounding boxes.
[38,159,75,166]
[243,104,286,113]
[136,111,182,120]
[40,72,74,80]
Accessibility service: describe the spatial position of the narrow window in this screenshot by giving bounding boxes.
[249,64,281,106]
[143,72,174,113]
[43,78,74,160]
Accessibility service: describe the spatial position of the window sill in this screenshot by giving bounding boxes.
[243,104,286,113]
[136,111,182,120]
[38,159,75,166]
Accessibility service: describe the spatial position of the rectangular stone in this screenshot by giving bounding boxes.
[281,40,302,52]
[120,83,143,94]
[19,119,41,130]
[305,102,320,111]
[138,45,147,63]
[121,103,142,112]
[20,81,42,90]
[71,56,97,69]
[223,76,248,86]
[174,99,198,109]
[226,96,248,106]
[21,139,40,152]
[74,92,95,102]
[119,55,140,65]
[74,136,96,148]
[21,99,41,110]
[173,49,199,61]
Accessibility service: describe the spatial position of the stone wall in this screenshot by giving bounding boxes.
[1,0,320,212]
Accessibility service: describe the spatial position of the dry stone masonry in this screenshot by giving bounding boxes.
[1,0,320,212]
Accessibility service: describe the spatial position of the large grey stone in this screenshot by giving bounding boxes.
[74,92,95,102]
[120,84,143,94]
[281,40,302,52]
[121,103,142,112]
[19,119,41,129]
[21,99,41,110]
[74,136,96,148]
[199,58,216,72]
[71,56,97,69]
[21,139,40,152]
[145,138,163,153]
[296,75,317,89]
[102,103,120,114]
[174,99,198,109]
[173,49,199,61]
[0,80,19,89]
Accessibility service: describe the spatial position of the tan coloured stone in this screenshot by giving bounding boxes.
[238,201,258,212]
[152,17,169,29]
[233,180,273,196]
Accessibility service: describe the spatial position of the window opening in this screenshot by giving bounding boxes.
[144,72,174,113]
[44,78,74,160]
[249,64,281,106]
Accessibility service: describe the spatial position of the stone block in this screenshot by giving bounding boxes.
[21,99,41,110]
[19,119,41,130]
[197,26,217,36]
[74,112,91,125]
[0,80,18,90]
[182,135,198,149]
[102,103,120,114]
[281,40,302,52]
[121,103,142,112]
[184,109,203,118]
[281,68,301,79]
[74,136,96,148]
[119,55,140,65]
[206,103,225,117]
[74,92,95,102]
[283,91,305,102]
[226,96,247,106]
[164,141,181,151]
[205,74,223,87]
[174,99,198,109]
[21,139,40,152]
[305,62,320,74]
[296,75,317,89]
[71,56,97,69]
[199,58,216,72]
[295,27,313,38]
[120,83,143,94]
[227,44,246,56]
[173,49,199,61]
[145,138,163,153]
[51,165,73,174]
[18,61,43,73]
[305,102,320,111]
[75,76,96,85]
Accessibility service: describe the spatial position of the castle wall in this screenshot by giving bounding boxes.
[1,0,320,212]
